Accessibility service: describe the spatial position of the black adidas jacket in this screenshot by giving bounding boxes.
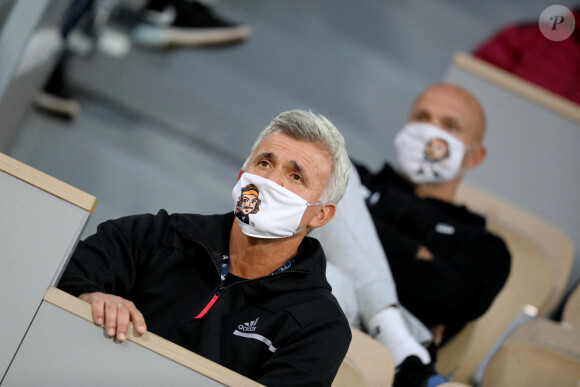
[58,210,351,386]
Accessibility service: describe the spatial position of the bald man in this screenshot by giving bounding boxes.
[312,83,510,387]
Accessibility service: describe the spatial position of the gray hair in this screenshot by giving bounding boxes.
[242,110,350,204]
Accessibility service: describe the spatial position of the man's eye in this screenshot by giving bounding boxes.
[291,173,303,182]
[443,120,458,131]
[413,112,429,122]
[258,160,270,168]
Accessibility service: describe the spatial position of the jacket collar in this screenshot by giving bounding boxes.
[171,212,331,291]
[173,212,233,263]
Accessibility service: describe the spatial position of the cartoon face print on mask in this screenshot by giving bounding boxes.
[234,184,261,224]
[424,138,450,163]
[418,137,450,178]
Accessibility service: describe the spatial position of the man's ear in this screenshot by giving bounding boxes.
[308,203,336,229]
[463,144,486,170]
[237,170,244,180]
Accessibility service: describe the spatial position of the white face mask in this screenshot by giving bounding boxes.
[232,172,320,239]
[394,122,466,184]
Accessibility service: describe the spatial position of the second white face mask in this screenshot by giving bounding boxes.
[232,172,320,239]
[394,122,466,184]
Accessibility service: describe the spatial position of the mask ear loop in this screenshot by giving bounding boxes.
[293,202,324,234]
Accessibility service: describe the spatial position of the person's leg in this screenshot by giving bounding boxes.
[312,163,397,320]
[312,162,431,366]
[325,262,361,327]
[35,50,80,119]
[35,0,93,119]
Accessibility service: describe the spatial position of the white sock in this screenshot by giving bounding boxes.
[367,307,431,367]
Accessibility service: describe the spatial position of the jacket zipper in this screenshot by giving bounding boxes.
[177,223,309,319]
[193,242,224,319]
[193,268,308,319]
[194,286,224,319]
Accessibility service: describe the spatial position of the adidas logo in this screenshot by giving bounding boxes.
[233,317,277,353]
[237,317,260,332]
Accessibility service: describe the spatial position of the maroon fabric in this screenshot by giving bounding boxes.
[474,9,580,105]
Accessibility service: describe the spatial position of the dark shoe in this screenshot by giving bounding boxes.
[35,55,80,120]
[133,0,251,48]
[394,355,448,387]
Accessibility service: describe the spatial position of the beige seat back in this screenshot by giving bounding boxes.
[435,320,477,377]
[457,184,573,316]
[480,319,580,387]
[332,326,394,387]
